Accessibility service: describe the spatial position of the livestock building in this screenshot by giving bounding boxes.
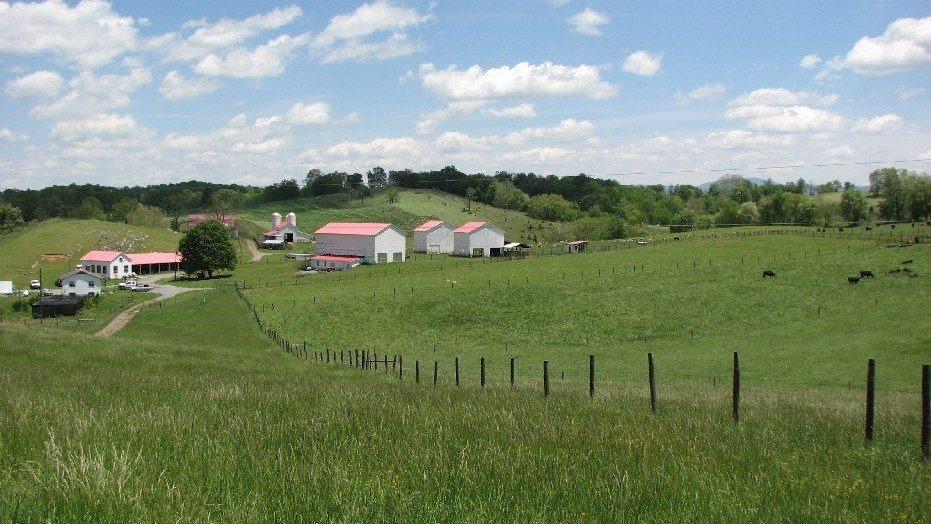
[453,221,505,257]
[59,268,104,296]
[313,222,406,265]
[262,212,310,248]
[80,251,181,277]
[413,220,454,253]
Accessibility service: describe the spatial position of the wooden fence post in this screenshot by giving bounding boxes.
[434,361,438,387]
[648,352,657,414]
[374,352,378,371]
[416,361,420,384]
[922,364,929,459]
[480,357,485,387]
[399,356,403,380]
[732,352,741,423]
[510,357,515,388]
[589,354,595,398]
[866,358,876,443]
[455,357,460,387]
[544,360,550,397]
[341,350,344,364]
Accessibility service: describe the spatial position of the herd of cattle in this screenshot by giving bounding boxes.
[761,259,916,283]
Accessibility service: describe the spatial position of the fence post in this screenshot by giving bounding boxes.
[341,350,344,364]
[589,354,595,398]
[416,360,420,384]
[399,356,403,380]
[510,357,515,388]
[374,352,378,371]
[732,352,740,423]
[866,358,876,443]
[455,357,460,387]
[922,364,929,459]
[434,361,438,387]
[544,360,550,397]
[648,352,657,414]
[481,357,485,387]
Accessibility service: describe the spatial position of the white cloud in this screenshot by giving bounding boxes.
[416,100,487,134]
[799,54,822,68]
[568,8,608,36]
[419,61,617,101]
[0,127,28,142]
[504,118,594,144]
[728,88,837,107]
[164,112,289,155]
[311,0,433,63]
[726,88,844,133]
[159,70,220,101]
[548,0,572,6]
[5,70,64,99]
[829,16,931,74]
[321,137,427,159]
[30,66,152,118]
[674,82,725,105]
[485,103,537,118]
[195,33,308,78]
[622,51,662,76]
[339,112,361,124]
[704,129,796,149]
[285,102,332,124]
[50,113,139,141]
[896,86,925,100]
[851,114,903,133]
[0,0,138,68]
[825,145,856,158]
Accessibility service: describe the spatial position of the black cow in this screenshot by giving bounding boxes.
[902,259,914,264]
[673,236,680,241]
[889,268,902,274]
[839,227,844,232]
[903,267,913,273]
[860,270,874,278]
[847,276,860,284]
[865,227,872,231]
[891,224,896,229]
[762,270,776,278]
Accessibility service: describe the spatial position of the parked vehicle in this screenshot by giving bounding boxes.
[132,284,153,292]
[118,280,138,290]
[29,279,41,289]
[41,288,55,296]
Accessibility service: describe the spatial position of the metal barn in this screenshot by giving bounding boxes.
[314,222,407,264]
[452,222,506,257]
[413,220,454,253]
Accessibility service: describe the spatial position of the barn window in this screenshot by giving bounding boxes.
[392,252,402,262]
[377,253,388,263]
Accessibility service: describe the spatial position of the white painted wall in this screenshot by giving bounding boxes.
[310,258,360,271]
[316,226,406,263]
[373,227,406,262]
[268,223,310,242]
[414,224,454,253]
[82,254,131,278]
[453,225,505,257]
[62,273,102,296]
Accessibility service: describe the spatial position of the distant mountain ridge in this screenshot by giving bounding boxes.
[696,177,769,192]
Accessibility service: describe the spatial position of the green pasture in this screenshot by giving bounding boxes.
[0,288,928,521]
[0,290,156,334]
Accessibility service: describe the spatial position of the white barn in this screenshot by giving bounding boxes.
[453,221,506,257]
[263,212,310,248]
[309,254,362,271]
[60,268,104,296]
[80,251,133,279]
[314,222,406,264]
[413,220,454,253]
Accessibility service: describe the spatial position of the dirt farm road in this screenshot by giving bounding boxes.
[95,281,204,337]
[246,239,266,262]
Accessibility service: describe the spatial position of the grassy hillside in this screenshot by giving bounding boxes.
[242,229,930,392]
[0,219,181,289]
[810,190,882,208]
[241,188,553,242]
[0,288,927,521]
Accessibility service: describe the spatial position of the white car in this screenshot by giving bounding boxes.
[118,280,138,290]
[29,279,41,289]
[132,284,153,292]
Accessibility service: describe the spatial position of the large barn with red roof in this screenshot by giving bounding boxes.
[413,220,454,253]
[79,250,181,278]
[310,222,406,270]
[452,221,505,257]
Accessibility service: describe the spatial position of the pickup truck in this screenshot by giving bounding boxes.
[132,284,153,292]
[118,280,138,290]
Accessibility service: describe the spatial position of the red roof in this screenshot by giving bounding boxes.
[188,214,235,227]
[129,252,182,264]
[315,222,391,236]
[80,250,125,262]
[414,220,448,232]
[265,221,292,235]
[311,255,361,263]
[454,221,488,233]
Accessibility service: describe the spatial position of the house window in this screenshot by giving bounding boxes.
[69,281,75,287]
[89,281,95,287]
[124,265,129,272]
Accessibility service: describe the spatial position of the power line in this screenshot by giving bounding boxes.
[598,158,931,178]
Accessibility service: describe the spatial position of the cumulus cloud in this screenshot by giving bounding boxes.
[829,16,931,74]
[5,70,64,99]
[159,70,219,101]
[896,86,925,100]
[704,129,796,149]
[50,113,139,141]
[726,88,844,133]
[285,102,332,124]
[568,8,608,36]
[416,100,487,134]
[319,137,426,160]
[0,0,138,68]
[622,51,662,76]
[311,0,433,63]
[824,145,856,158]
[851,114,903,133]
[30,66,152,118]
[419,61,617,101]
[485,103,537,118]
[164,112,289,155]
[674,82,725,105]
[0,127,28,142]
[799,54,822,68]
[195,33,308,78]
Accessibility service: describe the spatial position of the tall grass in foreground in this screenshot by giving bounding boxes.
[0,290,928,522]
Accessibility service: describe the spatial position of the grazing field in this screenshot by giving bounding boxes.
[0,291,156,333]
[0,287,928,521]
[0,219,181,289]
[240,188,554,242]
[242,230,930,393]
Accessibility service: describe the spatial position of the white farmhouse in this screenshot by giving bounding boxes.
[263,212,310,248]
[80,251,133,279]
[314,222,406,264]
[453,221,506,257]
[60,268,104,296]
[413,220,454,253]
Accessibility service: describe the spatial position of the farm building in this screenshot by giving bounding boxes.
[0,281,12,296]
[80,251,181,277]
[187,214,238,238]
[262,212,310,248]
[59,268,104,297]
[413,220,454,253]
[453,222,506,257]
[565,240,588,253]
[309,254,362,271]
[314,222,406,264]
[31,295,85,318]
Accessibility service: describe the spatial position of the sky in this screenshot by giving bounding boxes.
[0,0,929,190]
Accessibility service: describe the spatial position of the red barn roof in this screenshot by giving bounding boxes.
[453,221,488,234]
[129,252,181,265]
[80,250,125,262]
[188,214,235,228]
[315,222,391,236]
[311,255,361,263]
[414,220,448,232]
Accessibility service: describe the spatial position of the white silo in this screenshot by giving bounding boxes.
[286,212,296,226]
[272,212,282,228]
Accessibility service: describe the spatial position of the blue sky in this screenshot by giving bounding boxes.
[0,0,929,189]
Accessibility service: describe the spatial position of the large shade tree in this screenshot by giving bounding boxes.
[178,220,237,278]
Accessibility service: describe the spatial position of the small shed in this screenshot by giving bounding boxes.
[565,240,588,254]
[309,254,362,271]
[453,222,505,257]
[60,268,104,296]
[413,220,454,253]
[503,242,531,259]
[32,295,85,318]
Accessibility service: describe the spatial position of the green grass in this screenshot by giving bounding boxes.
[0,291,156,334]
[0,288,928,521]
[241,188,554,243]
[0,218,182,290]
